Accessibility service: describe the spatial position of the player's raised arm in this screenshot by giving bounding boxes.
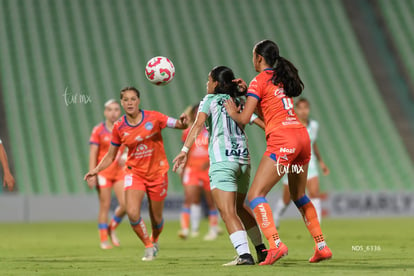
[174,113,190,129]
[225,96,258,126]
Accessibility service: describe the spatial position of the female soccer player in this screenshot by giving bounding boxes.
[85,87,188,261]
[0,138,15,191]
[88,99,127,249]
[273,98,330,227]
[178,104,220,241]
[225,40,332,265]
[173,66,267,266]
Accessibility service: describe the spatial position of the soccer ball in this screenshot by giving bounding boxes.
[145,56,175,86]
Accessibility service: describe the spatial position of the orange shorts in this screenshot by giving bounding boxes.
[97,169,125,189]
[182,167,210,191]
[124,173,168,201]
[265,127,311,167]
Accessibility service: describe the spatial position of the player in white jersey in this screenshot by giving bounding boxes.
[173,66,266,266]
[0,138,15,191]
[273,98,330,227]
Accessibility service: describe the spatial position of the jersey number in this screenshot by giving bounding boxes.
[282,98,294,110]
[226,114,242,135]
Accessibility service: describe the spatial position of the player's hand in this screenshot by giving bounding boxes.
[320,161,330,176]
[84,169,99,188]
[172,152,188,172]
[224,98,241,117]
[86,176,98,189]
[179,113,190,128]
[232,78,247,93]
[3,172,15,191]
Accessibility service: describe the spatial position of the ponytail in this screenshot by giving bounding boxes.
[272,56,304,97]
[254,40,304,97]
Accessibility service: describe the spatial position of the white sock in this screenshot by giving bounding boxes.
[311,198,321,224]
[190,204,201,233]
[273,199,289,227]
[246,226,263,247]
[229,230,250,256]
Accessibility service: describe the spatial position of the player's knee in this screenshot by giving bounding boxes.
[126,206,140,220]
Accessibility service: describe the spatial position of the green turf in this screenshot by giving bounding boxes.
[0,218,413,275]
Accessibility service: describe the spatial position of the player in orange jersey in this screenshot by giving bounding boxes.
[85,87,188,261]
[225,40,332,265]
[178,104,220,241]
[88,99,127,249]
[273,98,330,228]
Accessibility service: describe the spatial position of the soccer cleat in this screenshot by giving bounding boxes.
[190,231,199,238]
[178,229,189,240]
[259,242,288,265]
[100,241,113,250]
[222,253,255,266]
[203,230,218,241]
[141,246,157,261]
[108,228,120,247]
[309,246,332,263]
[153,242,159,257]
[255,244,268,263]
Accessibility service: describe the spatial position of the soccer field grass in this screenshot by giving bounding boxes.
[0,218,413,275]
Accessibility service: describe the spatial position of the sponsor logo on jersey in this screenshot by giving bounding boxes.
[225,148,249,157]
[136,144,148,151]
[133,143,154,158]
[123,132,130,137]
[145,122,153,130]
[274,87,285,98]
[135,136,143,142]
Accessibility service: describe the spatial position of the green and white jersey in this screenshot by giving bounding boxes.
[199,94,250,165]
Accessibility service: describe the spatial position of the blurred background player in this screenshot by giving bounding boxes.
[0,138,15,191]
[178,104,220,241]
[85,87,189,261]
[273,98,330,227]
[88,99,127,249]
[225,40,332,265]
[174,66,267,266]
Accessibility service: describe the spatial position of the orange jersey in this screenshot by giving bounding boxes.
[111,110,176,181]
[182,127,209,170]
[247,69,303,137]
[89,122,124,179]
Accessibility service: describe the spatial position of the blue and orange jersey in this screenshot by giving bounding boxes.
[182,126,209,170]
[89,122,125,178]
[246,69,304,137]
[111,110,177,181]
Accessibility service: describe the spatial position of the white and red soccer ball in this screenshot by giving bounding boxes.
[145,56,175,86]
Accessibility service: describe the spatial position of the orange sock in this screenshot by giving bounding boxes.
[109,215,123,230]
[130,217,153,248]
[98,223,109,242]
[180,207,190,231]
[250,197,280,249]
[294,195,326,247]
[151,219,164,243]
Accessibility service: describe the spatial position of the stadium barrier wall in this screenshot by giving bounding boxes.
[1,191,413,222]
